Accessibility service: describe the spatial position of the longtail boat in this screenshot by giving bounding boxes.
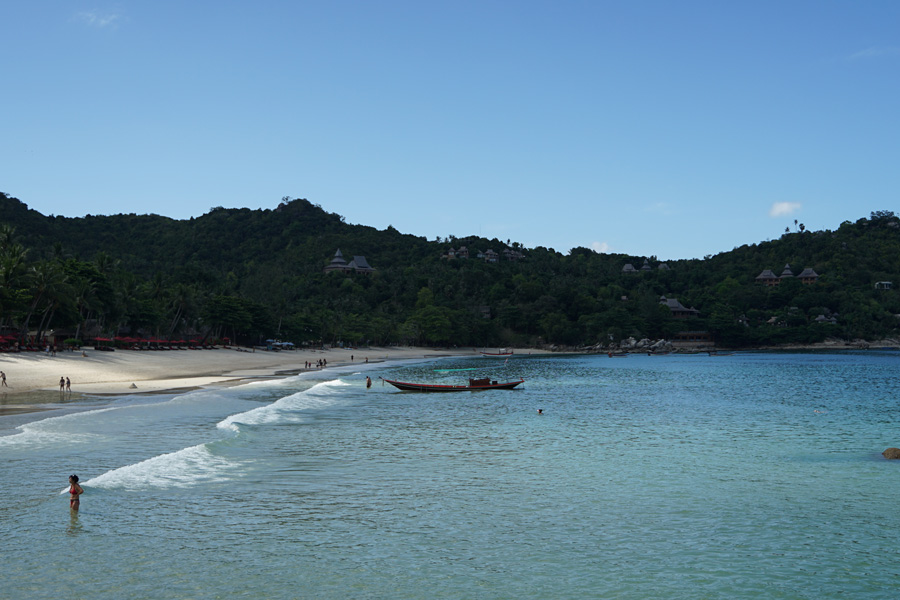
[480,349,513,357]
[380,377,525,392]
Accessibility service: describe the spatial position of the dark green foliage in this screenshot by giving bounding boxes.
[2,190,900,347]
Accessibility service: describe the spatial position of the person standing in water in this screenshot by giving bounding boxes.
[68,475,83,510]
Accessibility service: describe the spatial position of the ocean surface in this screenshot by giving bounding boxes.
[3,351,900,599]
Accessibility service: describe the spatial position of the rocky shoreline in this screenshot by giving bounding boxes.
[546,337,900,354]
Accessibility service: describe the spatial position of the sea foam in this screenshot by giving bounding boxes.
[84,380,352,490]
[217,378,351,433]
[0,406,118,449]
[84,443,236,490]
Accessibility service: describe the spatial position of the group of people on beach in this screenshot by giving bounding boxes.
[0,371,70,391]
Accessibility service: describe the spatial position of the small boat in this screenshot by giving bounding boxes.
[481,349,513,357]
[381,377,525,392]
[607,352,629,358]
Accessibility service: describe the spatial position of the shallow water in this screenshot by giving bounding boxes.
[3,352,900,599]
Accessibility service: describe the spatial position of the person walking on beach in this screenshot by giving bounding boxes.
[1,371,6,387]
[68,475,83,510]
[65,377,71,392]
[59,377,65,392]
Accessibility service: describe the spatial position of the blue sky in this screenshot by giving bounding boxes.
[3,1,899,260]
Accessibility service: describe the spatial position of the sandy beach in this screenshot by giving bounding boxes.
[0,345,498,398]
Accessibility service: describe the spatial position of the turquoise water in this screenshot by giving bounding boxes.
[3,352,900,599]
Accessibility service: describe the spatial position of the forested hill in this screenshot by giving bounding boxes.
[2,191,900,348]
[0,193,430,277]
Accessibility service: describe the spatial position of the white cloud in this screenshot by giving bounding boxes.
[591,241,611,253]
[849,47,900,60]
[75,10,122,28]
[769,202,801,218]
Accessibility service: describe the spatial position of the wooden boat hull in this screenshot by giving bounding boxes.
[481,352,513,357]
[381,378,524,392]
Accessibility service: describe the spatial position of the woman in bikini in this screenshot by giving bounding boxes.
[68,475,83,510]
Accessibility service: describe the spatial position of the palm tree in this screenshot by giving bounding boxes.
[71,276,98,342]
[165,283,197,339]
[0,241,29,328]
[146,272,168,336]
[20,260,68,343]
[93,251,119,275]
[35,277,74,343]
[0,224,17,250]
[109,271,142,335]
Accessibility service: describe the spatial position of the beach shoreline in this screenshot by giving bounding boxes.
[0,346,539,400]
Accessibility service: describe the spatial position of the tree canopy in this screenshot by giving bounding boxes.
[3,191,900,348]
